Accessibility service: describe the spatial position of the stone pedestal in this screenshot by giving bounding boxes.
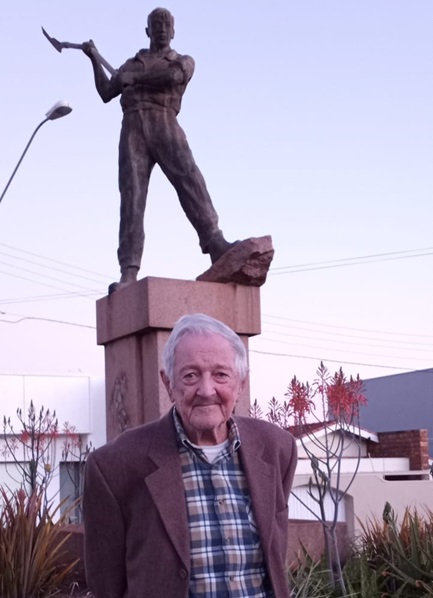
[96,276,261,441]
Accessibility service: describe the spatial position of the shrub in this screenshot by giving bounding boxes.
[0,486,78,598]
[289,505,433,596]
[288,547,336,597]
[343,503,433,596]
[343,550,387,597]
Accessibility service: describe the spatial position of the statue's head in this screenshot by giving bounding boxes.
[146,8,175,49]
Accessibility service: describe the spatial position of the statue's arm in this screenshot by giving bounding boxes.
[83,41,122,103]
[123,54,195,90]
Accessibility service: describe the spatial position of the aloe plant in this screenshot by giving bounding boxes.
[347,504,433,597]
[0,486,78,598]
[288,506,433,597]
[288,547,336,598]
[343,550,388,597]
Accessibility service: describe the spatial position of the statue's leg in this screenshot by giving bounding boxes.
[154,114,234,262]
[117,113,155,275]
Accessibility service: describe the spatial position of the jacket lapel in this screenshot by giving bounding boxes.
[236,419,278,555]
[145,411,190,568]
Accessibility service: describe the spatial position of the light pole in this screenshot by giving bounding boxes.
[0,100,73,204]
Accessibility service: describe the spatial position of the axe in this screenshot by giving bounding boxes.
[42,27,117,76]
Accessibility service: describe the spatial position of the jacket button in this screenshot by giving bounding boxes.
[179,569,188,579]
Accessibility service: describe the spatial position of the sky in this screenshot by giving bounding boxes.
[0,1,432,411]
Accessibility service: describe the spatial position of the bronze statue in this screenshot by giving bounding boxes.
[82,8,235,291]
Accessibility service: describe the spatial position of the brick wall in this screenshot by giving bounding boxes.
[367,429,429,470]
[287,520,349,566]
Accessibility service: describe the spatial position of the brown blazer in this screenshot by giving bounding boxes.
[83,409,297,598]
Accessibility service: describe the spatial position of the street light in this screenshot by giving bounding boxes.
[0,100,73,204]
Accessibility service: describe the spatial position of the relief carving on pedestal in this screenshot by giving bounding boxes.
[111,373,130,434]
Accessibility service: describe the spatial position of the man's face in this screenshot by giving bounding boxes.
[161,332,245,446]
[146,16,174,50]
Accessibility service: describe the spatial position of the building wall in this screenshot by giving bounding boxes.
[0,373,106,445]
[361,369,433,456]
[367,429,430,470]
[0,373,107,515]
[292,469,433,538]
[349,473,433,533]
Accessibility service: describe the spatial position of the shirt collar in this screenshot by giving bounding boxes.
[172,408,241,458]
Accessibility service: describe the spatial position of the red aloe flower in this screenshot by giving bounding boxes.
[285,376,314,424]
[20,430,31,444]
[327,368,367,420]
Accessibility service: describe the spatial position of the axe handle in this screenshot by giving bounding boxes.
[89,49,117,77]
[94,54,117,76]
[62,41,84,50]
[42,27,117,76]
[64,41,118,76]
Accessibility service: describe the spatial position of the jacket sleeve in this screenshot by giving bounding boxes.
[83,452,127,598]
[283,433,298,501]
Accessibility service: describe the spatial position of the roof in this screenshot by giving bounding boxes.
[288,420,378,443]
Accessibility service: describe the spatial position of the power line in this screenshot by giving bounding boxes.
[0,243,111,304]
[254,335,432,363]
[253,311,433,374]
[0,261,100,292]
[260,329,433,352]
[0,269,104,302]
[249,348,431,374]
[0,289,102,304]
[0,251,110,285]
[262,314,433,339]
[0,311,95,329]
[261,321,433,348]
[270,247,433,275]
[0,242,113,280]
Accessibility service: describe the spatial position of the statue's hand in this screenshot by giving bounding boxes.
[82,39,97,58]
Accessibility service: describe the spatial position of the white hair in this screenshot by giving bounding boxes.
[162,313,248,383]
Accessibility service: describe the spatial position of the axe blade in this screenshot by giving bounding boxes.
[41,27,116,76]
[41,26,63,53]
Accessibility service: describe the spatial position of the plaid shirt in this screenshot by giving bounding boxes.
[173,410,274,598]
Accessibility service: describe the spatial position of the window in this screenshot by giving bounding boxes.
[59,462,85,523]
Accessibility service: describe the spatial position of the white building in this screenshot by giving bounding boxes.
[290,422,433,541]
[0,373,106,521]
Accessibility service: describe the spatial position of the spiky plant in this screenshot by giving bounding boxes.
[0,486,78,598]
[350,504,433,596]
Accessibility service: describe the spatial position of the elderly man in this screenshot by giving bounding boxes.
[83,8,234,290]
[83,314,297,597]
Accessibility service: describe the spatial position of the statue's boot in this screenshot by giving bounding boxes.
[206,231,239,264]
[108,266,139,294]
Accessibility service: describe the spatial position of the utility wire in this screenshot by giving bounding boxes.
[249,348,432,374]
[270,247,433,275]
[0,289,101,303]
[0,242,113,281]
[0,311,95,329]
[254,335,432,363]
[0,251,110,284]
[262,314,433,339]
[0,270,104,302]
[261,321,433,348]
[260,329,433,352]
[0,261,100,292]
